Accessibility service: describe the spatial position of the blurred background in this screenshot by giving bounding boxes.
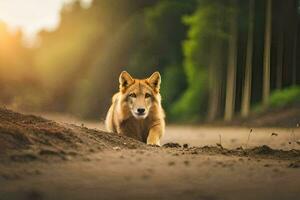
[0,0,300,123]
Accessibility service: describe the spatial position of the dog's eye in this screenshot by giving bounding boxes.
[145,93,152,98]
[129,93,136,98]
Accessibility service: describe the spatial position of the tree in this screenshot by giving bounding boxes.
[292,0,298,86]
[262,0,272,106]
[224,0,238,121]
[172,0,228,122]
[207,38,223,121]
[275,2,283,89]
[207,2,227,121]
[241,0,254,117]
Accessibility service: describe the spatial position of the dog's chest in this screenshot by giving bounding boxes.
[120,117,150,143]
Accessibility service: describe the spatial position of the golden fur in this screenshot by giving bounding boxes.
[105,71,165,145]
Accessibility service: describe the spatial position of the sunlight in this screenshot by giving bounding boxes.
[0,0,92,43]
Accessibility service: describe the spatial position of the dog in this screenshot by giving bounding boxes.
[105,71,165,145]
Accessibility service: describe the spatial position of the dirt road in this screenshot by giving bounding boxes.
[0,109,300,200]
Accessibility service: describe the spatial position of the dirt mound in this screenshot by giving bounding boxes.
[0,107,144,160]
[1,107,299,164]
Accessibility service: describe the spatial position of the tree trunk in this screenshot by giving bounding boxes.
[207,38,222,121]
[241,0,255,118]
[262,0,272,106]
[292,0,298,86]
[276,27,283,89]
[224,0,238,121]
[276,0,284,89]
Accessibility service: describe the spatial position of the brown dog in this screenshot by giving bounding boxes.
[105,71,165,145]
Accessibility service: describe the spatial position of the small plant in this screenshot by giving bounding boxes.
[216,134,223,149]
[245,128,253,148]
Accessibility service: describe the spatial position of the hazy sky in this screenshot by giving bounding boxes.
[0,0,92,41]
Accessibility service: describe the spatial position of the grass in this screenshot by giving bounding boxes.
[254,85,300,113]
[268,85,300,107]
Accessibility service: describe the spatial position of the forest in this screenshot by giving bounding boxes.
[0,0,300,123]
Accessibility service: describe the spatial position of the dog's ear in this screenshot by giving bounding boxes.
[119,71,134,91]
[147,71,161,92]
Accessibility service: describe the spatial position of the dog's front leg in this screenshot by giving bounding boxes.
[147,124,163,146]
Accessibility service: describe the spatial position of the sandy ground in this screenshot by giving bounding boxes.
[1,149,300,200]
[0,109,300,200]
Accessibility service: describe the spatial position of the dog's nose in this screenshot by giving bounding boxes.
[137,108,145,114]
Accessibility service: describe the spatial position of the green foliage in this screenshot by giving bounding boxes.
[160,65,187,117]
[269,86,300,107]
[170,69,208,122]
[170,0,228,121]
[254,86,300,113]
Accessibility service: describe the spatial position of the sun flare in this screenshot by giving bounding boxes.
[0,0,92,42]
